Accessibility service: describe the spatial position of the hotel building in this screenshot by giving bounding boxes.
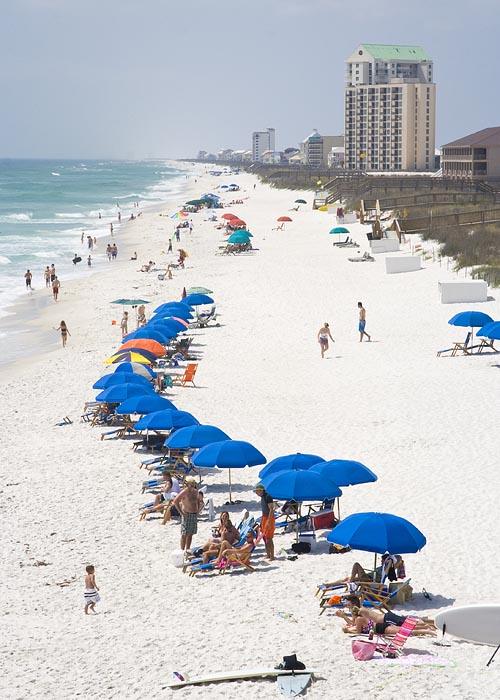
[252,128,275,162]
[344,44,436,172]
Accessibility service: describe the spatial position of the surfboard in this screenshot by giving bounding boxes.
[278,673,311,697]
[165,667,320,689]
[435,604,500,646]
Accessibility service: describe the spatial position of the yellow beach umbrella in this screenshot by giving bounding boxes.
[103,350,155,365]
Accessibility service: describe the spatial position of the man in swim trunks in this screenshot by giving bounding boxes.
[24,269,32,289]
[255,484,275,561]
[358,302,371,342]
[172,479,204,551]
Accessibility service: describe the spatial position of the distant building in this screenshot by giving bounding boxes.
[300,130,344,167]
[218,148,234,160]
[328,146,345,168]
[252,128,276,162]
[344,44,436,172]
[441,127,500,180]
[261,150,282,164]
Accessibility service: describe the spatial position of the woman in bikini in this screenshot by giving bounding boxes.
[317,322,334,358]
[53,320,70,347]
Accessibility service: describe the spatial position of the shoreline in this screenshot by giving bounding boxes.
[0,161,203,375]
[2,169,499,700]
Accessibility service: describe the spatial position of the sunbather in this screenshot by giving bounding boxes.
[194,512,240,561]
[141,473,180,515]
[209,530,256,567]
[326,555,404,588]
[335,594,436,635]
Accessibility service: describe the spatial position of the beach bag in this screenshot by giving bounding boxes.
[351,640,375,661]
[291,541,310,555]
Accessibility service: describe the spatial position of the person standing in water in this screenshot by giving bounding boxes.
[358,302,371,342]
[52,276,60,301]
[53,320,70,347]
[24,269,32,290]
[317,322,334,358]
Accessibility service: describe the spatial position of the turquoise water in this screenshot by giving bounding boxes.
[0,159,186,316]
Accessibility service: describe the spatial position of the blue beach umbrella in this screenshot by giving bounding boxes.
[192,439,266,503]
[182,293,214,306]
[448,311,493,329]
[113,362,156,379]
[326,511,426,572]
[134,409,199,431]
[93,372,152,390]
[116,394,177,415]
[259,453,324,480]
[154,302,194,315]
[151,317,186,333]
[448,310,494,347]
[309,459,377,487]
[477,321,500,340]
[261,467,342,501]
[96,383,153,403]
[261,467,342,542]
[165,424,231,449]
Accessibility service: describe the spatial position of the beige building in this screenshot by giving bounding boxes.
[344,44,436,172]
[300,129,344,167]
[441,127,500,180]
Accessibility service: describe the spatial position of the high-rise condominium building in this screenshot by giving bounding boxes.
[252,128,275,162]
[344,44,435,172]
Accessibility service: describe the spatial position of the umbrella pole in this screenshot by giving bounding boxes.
[228,467,232,504]
[373,553,377,581]
[296,504,301,543]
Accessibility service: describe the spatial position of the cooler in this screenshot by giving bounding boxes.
[310,509,337,531]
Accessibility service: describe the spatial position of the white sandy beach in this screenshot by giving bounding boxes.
[1,167,499,700]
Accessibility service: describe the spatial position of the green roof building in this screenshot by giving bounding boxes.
[344,44,436,173]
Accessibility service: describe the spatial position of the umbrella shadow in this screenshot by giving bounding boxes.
[408,592,456,611]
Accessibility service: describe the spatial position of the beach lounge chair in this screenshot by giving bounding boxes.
[317,578,412,616]
[436,331,471,357]
[348,252,375,262]
[188,546,256,577]
[352,616,419,658]
[333,236,349,246]
[172,363,198,387]
[476,338,497,354]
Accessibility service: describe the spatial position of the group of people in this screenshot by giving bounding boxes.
[106,243,118,261]
[317,302,371,358]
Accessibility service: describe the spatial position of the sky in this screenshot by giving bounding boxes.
[1,0,499,159]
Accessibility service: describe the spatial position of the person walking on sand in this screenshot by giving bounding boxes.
[120,311,129,338]
[84,564,100,615]
[358,302,371,342]
[317,322,334,358]
[50,263,56,282]
[255,484,275,561]
[87,255,92,267]
[52,276,60,301]
[171,479,204,551]
[44,266,51,288]
[167,238,173,254]
[53,320,70,347]
[24,269,32,290]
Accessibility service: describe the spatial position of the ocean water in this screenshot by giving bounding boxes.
[0,159,186,318]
